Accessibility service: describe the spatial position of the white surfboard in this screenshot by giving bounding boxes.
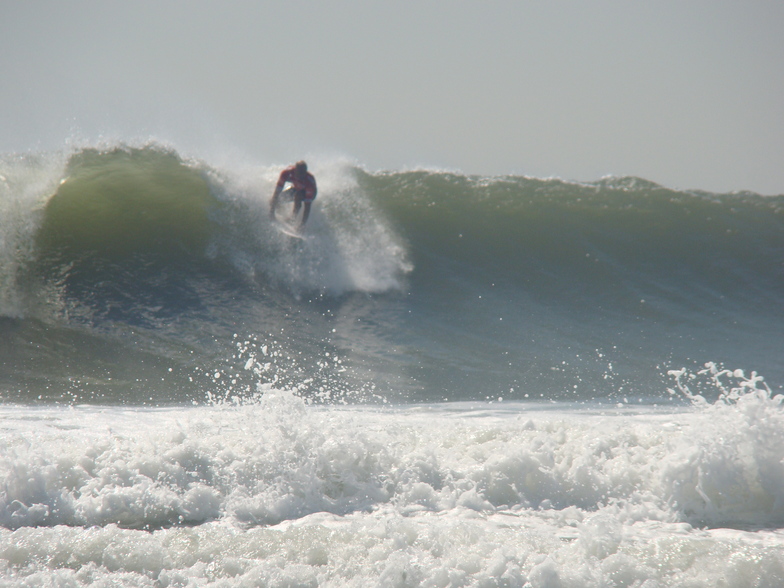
[274,220,306,240]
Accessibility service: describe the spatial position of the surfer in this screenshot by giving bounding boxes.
[269,160,317,228]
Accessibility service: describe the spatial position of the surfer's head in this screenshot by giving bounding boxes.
[295,160,307,176]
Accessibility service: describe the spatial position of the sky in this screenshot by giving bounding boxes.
[2,0,783,194]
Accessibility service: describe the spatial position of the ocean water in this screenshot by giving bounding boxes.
[1,141,783,586]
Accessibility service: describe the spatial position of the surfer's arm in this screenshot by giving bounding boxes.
[273,169,294,197]
[270,185,283,219]
[273,173,289,197]
[270,170,290,218]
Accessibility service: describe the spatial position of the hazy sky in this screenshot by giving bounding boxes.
[3,1,783,194]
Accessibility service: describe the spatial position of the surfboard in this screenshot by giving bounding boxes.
[274,220,306,240]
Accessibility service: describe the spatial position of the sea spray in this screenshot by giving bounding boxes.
[0,151,67,318]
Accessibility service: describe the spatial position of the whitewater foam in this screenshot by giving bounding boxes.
[2,378,784,585]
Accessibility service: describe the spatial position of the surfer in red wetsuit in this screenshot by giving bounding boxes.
[269,160,317,228]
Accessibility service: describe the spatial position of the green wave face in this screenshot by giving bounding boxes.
[37,147,218,259]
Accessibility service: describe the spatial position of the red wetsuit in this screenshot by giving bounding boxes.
[275,166,317,202]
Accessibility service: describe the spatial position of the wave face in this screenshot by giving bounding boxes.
[2,140,784,587]
[0,141,783,405]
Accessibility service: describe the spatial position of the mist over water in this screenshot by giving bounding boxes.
[1,139,783,586]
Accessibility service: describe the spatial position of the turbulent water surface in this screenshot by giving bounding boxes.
[1,141,783,586]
